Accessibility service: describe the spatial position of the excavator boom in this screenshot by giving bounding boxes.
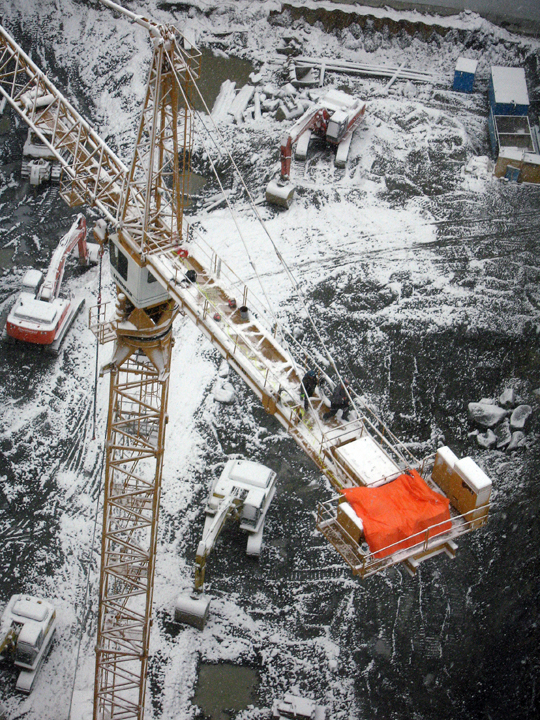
[278,105,330,181]
[38,214,88,302]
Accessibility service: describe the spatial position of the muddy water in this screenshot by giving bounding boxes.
[193,48,254,113]
[193,664,259,720]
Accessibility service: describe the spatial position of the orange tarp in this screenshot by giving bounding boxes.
[341,469,452,559]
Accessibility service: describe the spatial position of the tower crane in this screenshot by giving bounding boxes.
[0,1,491,717]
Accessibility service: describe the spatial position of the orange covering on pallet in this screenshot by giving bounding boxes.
[341,469,452,558]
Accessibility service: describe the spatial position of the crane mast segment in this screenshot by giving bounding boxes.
[120,33,200,258]
[0,27,128,224]
[95,326,174,720]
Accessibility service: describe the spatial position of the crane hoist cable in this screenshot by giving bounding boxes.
[92,246,104,441]
[165,51,281,330]
[67,450,106,720]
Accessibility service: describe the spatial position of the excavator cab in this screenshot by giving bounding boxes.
[20,269,44,297]
[109,234,171,309]
[325,110,349,145]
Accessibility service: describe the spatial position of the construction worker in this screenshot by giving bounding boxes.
[323,380,350,422]
[300,369,318,411]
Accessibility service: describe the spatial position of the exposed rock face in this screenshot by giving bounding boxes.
[510,405,532,431]
[468,402,507,428]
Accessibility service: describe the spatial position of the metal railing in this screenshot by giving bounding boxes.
[316,498,490,578]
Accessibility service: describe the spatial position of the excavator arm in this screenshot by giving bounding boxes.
[278,105,330,181]
[37,214,88,302]
[193,491,241,592]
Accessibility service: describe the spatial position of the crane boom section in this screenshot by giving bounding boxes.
[0,25,128,224]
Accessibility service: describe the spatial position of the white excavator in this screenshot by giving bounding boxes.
[266,88,366,208]
[19,88,60,186]
[4,213,102,353]
[175,459,277,629]
[21,127,62,186]
[0,594,57,694]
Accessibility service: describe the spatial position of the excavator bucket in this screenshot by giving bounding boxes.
[174,594,211,630]
[266,179,295,208]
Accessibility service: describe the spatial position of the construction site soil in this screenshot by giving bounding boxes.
[0,2,539,719]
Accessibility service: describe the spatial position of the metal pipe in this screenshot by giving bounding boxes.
[99,0,160,36]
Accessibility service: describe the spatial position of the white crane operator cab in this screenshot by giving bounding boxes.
[109,233,170,309]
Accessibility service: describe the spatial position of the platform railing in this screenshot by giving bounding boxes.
[316,498,490,578]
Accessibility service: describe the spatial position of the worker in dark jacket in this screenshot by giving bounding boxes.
[323,380,350,421]
[300,369,318,411]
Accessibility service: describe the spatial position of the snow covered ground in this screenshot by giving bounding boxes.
[0,1,539,719]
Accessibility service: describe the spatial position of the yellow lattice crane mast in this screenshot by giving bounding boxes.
[88,4,200,718]
[0,1,201,715]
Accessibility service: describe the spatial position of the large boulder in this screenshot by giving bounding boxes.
[494,419,512,449]
[510,405,532,431]
[213,379,235,404]
[477,429,497,449]
[468,402,507,428]
[499,388,516,408]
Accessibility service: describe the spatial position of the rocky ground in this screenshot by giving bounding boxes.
[0,2,540,719]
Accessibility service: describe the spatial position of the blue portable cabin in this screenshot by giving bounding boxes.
[453,57,478,93]
[489,66,529,116]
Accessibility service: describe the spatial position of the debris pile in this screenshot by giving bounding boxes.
[211,76,326,125]
[468,389,533,451]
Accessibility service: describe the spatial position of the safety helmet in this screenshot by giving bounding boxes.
[307,369,316,377]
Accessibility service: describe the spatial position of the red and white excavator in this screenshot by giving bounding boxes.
[4,214,101,353]
[266,89,366,208]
